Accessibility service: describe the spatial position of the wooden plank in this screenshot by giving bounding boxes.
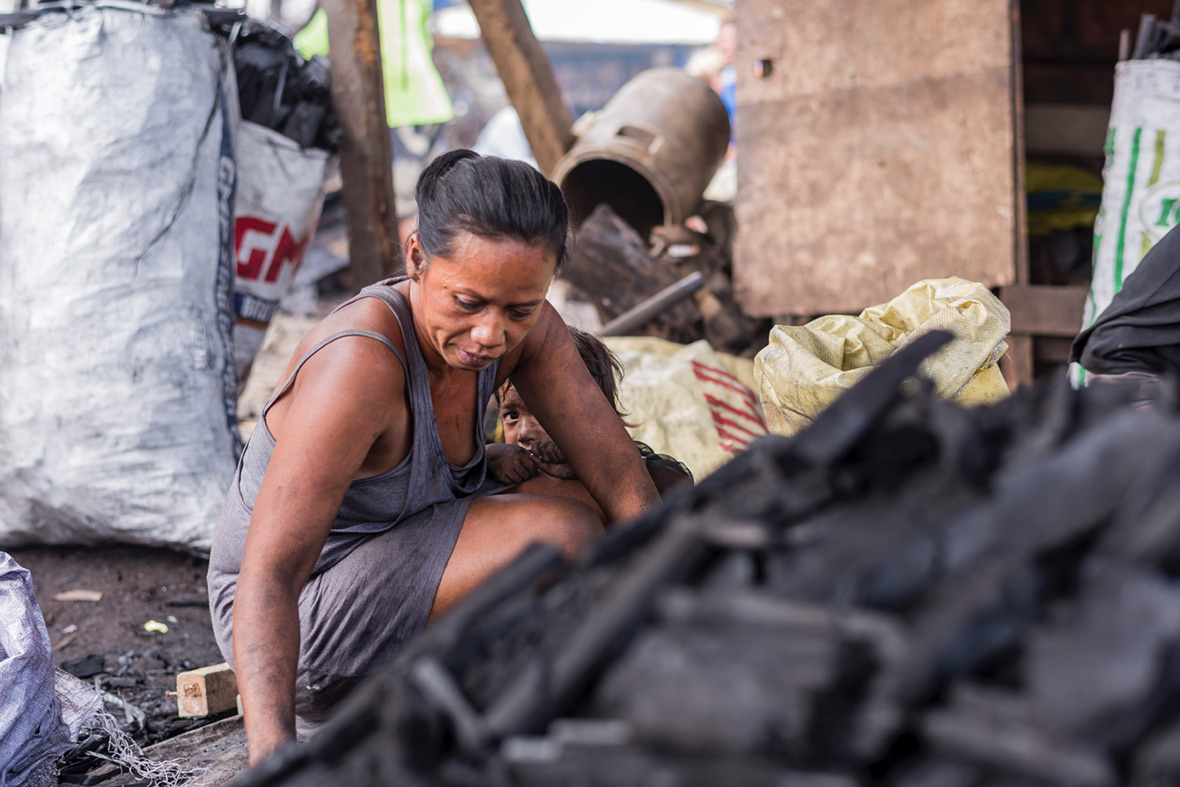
[732,0,1019,316]
[103,716,247,786]
[1034,335,1076,365]
[467,0,574,175]
[323,0,399,289]
[1002,334,1035,391]
[1011,7,1028,288]
[560,205,699,342]
[999,284,1088,337]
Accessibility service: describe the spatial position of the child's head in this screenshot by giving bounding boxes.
[497,326,628,478]
[567,326,626,419]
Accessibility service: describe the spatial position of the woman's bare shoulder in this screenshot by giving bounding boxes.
[279,291,408,381]
[268,293,411,427]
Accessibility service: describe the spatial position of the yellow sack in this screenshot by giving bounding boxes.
[754,277,1010,437]
[605,337,768,480]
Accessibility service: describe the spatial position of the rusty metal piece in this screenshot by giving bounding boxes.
[598,272,705,337]
[553,68,730,238]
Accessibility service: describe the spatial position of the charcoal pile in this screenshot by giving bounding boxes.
[229,19,341,153]
[236,332,1180,787]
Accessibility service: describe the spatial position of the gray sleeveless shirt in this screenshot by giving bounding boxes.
[207,278,501,665]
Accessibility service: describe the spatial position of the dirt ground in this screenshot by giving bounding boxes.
[9,545,227,747]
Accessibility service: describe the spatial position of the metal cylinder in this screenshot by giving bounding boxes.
[553,68,730,239]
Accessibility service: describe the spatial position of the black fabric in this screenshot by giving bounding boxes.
[635,440,693,484]
[1072,223,1180,376]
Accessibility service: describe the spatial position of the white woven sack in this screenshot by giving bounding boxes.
[232,120,329,384]
[605,337,768,481]
[0,5,240,551]
[1075,58,1180,385]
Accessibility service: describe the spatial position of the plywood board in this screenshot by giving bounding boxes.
[733,0,1020,316]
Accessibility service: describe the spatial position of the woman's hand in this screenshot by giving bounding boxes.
[235,322,408,765]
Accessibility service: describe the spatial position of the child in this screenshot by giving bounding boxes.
[487,326,692,519]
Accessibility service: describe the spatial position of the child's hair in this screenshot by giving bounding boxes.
[497,325,632,425]
[567,326,629,422]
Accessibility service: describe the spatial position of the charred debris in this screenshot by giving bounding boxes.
[232,333,1180,787]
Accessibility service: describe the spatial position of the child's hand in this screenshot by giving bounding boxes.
[530,440,576,480]
[486,443,539,485]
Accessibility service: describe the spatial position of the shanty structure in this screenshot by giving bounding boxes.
[730,0,1175,387]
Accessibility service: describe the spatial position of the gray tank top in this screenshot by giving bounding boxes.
[209,277,501,578]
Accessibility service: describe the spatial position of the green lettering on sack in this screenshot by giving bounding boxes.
[1114,127,1143,295]
[1156,198,1180,227]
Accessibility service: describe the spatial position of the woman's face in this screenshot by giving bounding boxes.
[410,231,556,372]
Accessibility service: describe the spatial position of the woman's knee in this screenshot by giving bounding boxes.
[536,498,603,558]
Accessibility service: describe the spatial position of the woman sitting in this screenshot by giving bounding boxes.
[207,150,659,764]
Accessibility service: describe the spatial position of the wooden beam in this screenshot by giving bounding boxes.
[176,663,238,718]
[1001,334,1035,391]
[1034,335,1076,365]
[323,0,398,289]
[1011,0,1029,289]
[999,284,1088,337]
[467,0,575,175]
[998,284,1088,389]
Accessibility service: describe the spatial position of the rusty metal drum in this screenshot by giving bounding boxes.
[553,67,730,239]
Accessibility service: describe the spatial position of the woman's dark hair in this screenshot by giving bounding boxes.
[415,149,571,270]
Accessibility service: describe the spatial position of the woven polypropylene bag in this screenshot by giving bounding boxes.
[605,337,768,480]
[1074,59,1180,386]
[0,553,69,787]
[232,120,329,385]
[754,277,1010,437]
[0,5,240,550]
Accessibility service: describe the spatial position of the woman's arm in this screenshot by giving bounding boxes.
[509,306,659,524]
[234,337,405,764]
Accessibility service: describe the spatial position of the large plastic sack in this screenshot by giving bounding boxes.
[233,120,329,384]
[1075,59,1180,386]
[0,553,70,787]
[0,553,185,785]
[0,5,240,550]
[605,337,768,480]
[754,277,1010,437]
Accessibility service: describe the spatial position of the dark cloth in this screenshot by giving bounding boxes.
[1082,370,1162,409]
[1072,223,1180,376]
[207,278,501,734]
[635,440,692,486]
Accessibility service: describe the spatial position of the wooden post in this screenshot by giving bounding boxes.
[176,663,238,718]
[1002,0,1034,391]
[322,0,399,289]
[467,0,575,175]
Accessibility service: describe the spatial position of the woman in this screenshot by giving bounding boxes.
[207,151,659,764]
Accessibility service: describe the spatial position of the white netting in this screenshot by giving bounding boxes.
[76,706,203,787]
